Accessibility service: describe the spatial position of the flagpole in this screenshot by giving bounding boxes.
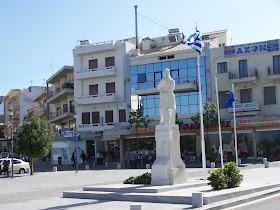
[215,77,224,168]
[232,83,238,167]
[197,54,206,180]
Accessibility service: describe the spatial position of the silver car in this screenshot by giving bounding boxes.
[0,158,30,174]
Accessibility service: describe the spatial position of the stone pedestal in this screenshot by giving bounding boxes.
[151,109,187,185]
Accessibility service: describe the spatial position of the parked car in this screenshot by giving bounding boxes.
[0,158,30,174]
[0,152,9,158]
[7,153,20,159]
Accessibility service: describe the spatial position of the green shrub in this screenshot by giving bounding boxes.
[123,172,151,185]
[223,162,243,188]
[207,162,243,190]
[207,168,226,190]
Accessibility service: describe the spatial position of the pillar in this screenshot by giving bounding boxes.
[253,129,257,159]
[119,139,124,164]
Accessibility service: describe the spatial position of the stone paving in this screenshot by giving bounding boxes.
[0,161,279,209]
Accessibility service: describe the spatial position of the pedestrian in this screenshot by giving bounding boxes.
[124,153,130,168]
[96,151,102,165]
[2,160,9,176]
[144,148,150,164]
[81,150,86,165]
[129,150,137,169]
[71,152,76,168]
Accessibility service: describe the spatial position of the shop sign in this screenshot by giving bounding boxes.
[228,102,259,112]
[181,121,231,130]
[60,128,80,141]
[133,127,155,133]
[237,118,280,127]
[224,39,279,57]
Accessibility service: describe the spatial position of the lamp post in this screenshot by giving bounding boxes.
[9,110,14,179]
[74,113,78,173]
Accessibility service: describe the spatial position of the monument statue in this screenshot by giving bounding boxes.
[158,68,176,125]
[151,68,187,186]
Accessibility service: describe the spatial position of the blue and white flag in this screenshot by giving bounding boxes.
[182,29,202,54]
[225,90,237,108]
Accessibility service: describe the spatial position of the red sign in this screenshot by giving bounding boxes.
[181,121,231,131]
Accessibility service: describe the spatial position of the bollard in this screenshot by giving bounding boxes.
[130,204,143,210]
[265,161,269,168]
[238,158,242,166]
[192,192,203,208]
[26,168,30,174]
[206,160,210,168]
[263,158,267,164]
[105,162,108,167]
[85,165,89,170]
[53,166,57,172]
[117,163,121,170]
[211,162,215,169]
[146,164,150,169]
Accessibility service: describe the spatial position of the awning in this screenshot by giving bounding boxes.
[102,130,130,141]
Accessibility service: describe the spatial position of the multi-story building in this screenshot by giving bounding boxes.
[46,66,78,164]
[210,39,280,161]
[119,29,232,162]
[33,88,48,119]
[73,40,135,162]
[0,96,6,151]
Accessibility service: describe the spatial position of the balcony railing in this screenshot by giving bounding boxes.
[76,66,116,80]
[267,66,280,77]
[35,107,47,116]
[49,107,75,120]
[76,93,117,105]
[9,103,20,110]
[229,68,258,80]
[79,122,127,128]
[47,81,74,99]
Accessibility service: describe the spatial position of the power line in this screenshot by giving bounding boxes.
[137,13,169,30]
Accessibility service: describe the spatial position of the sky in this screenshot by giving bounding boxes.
[0,0,280,97]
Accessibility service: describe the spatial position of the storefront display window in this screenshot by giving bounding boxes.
[256,130,280,159]
[180,135,196,163]
[237,133,254,159]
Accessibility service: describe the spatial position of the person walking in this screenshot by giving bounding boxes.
[71,152,76,168]
[2,160,9,176]
[96,151,102,165]
[81,150,86,165]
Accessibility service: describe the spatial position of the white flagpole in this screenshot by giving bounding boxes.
[215,77,224,168]
[232,83,238,167]
[197,54,206,180]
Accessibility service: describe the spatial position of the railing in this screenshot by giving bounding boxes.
[77,93,114,100]
[76,40,115,48]
[79,122,127,128]
[267,66,280,76]
[77,66,115,74]
[136,76,197,90]
[47,81,74,99]
[49,107,75,119]
[229,68,258,79]
[9,103,20,110]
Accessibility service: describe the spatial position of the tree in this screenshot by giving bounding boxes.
[18,111,53,175]
[191,101,218,160]
[128,108,152,151]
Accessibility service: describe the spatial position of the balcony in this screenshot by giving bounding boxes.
[228,68,258,83]
[47,82,74,104]
[9,103,20,110]
[267,66,280,79]
[135,76,198,96]
[76,66,116,80]
[12,115,20,122]
[35,107,47,116]
[78,122,128,130]
[48,108,75,123]
[228,102,260,116]
[73,40,117,56]
[76,93,120,105]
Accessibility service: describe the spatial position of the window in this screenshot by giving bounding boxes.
[92,112,100,124]
[63,104,68,113]
[240,89,252,103]
[239,60,248,78]
[105,56,115,67]
[105,110,113,123]
[217,62,228,73]
[89,84,98,95]
[273,55,280,74]
[106,82,115,94]
[89,59,98,69]
[82,112,90,124]
[119,109,126,122]
[264,86,276,105]
[137,73,146,83]
[70,101,75,113]
[219,91,229,108]
[57,107,61,116]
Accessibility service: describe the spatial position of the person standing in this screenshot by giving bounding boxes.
[129,150,137,169]
[71,152,76,168]
[96,151,102,165]
[3,160,9,176]
[124,153,130,168]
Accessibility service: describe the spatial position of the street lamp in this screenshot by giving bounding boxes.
[74,113,78,173]
[8,110,14,179]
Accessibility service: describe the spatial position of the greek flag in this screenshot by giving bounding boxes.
[225,90,237,108]
[182,29,202,54]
